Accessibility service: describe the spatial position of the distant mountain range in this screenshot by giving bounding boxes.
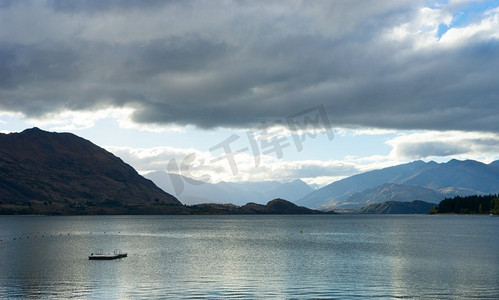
[146,159,499,210]
[296,159,499,209]
[144,171,313,206]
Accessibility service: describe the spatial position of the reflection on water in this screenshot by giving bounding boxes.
[0,215,497,299]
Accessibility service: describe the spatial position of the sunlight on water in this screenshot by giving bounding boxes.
[0,215,498,299]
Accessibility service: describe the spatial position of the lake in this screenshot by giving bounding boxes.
[0,215,497,299]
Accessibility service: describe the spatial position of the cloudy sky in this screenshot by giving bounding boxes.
[1,0,498,187]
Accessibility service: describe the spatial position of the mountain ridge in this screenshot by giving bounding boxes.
[297,159,499,209]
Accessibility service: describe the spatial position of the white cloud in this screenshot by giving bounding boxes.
[387,131,499,162]
[104,142,424,187]
[24,108,122,130]
[302,176,348,188]
[385,6,452,47]
[22,107,184,133]
[343,155,405,172]
[385,2,499,49]
[440,11,499,46]
[104,145,366,186]
[348,128,399,136]
[104,145,211,175]
[0,111,23,118]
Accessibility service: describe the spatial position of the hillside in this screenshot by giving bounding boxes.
[0,128,181,214]
[354,200,437,214]
[337,183,443,209]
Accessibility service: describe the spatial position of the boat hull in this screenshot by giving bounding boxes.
[88,253,127,260]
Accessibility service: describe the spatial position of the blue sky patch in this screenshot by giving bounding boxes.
[436,0,499,38]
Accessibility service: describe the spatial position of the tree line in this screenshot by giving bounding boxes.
[431,194,499,214]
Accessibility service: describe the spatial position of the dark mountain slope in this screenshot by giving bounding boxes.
[355,200,437,214]
[0,128,180,213]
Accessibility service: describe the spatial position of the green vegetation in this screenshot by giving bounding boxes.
[429,207,438,214]
[435,194,499,214]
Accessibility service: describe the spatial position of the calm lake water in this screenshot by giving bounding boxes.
[0,215,497,299]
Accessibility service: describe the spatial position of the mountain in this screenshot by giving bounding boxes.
[354,200,437,214]
[267,179,314,201]
[144,171,313,205]
[296,160,437,208]
[337,183,443,209]
[399,159,499,192]
[297,159,499,209]
[0,128,180,214]
[488,160,499,169]
[437,187,484,197]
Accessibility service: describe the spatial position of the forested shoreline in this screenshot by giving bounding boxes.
[431,194,499,214]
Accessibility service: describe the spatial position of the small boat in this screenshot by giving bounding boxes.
[89,249,127,260]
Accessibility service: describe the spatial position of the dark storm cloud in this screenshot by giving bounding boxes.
[0,43,81,87]
[49,0,178,13]
[0,0,498,132]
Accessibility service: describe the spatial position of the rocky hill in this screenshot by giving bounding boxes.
[0,128,181,214]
